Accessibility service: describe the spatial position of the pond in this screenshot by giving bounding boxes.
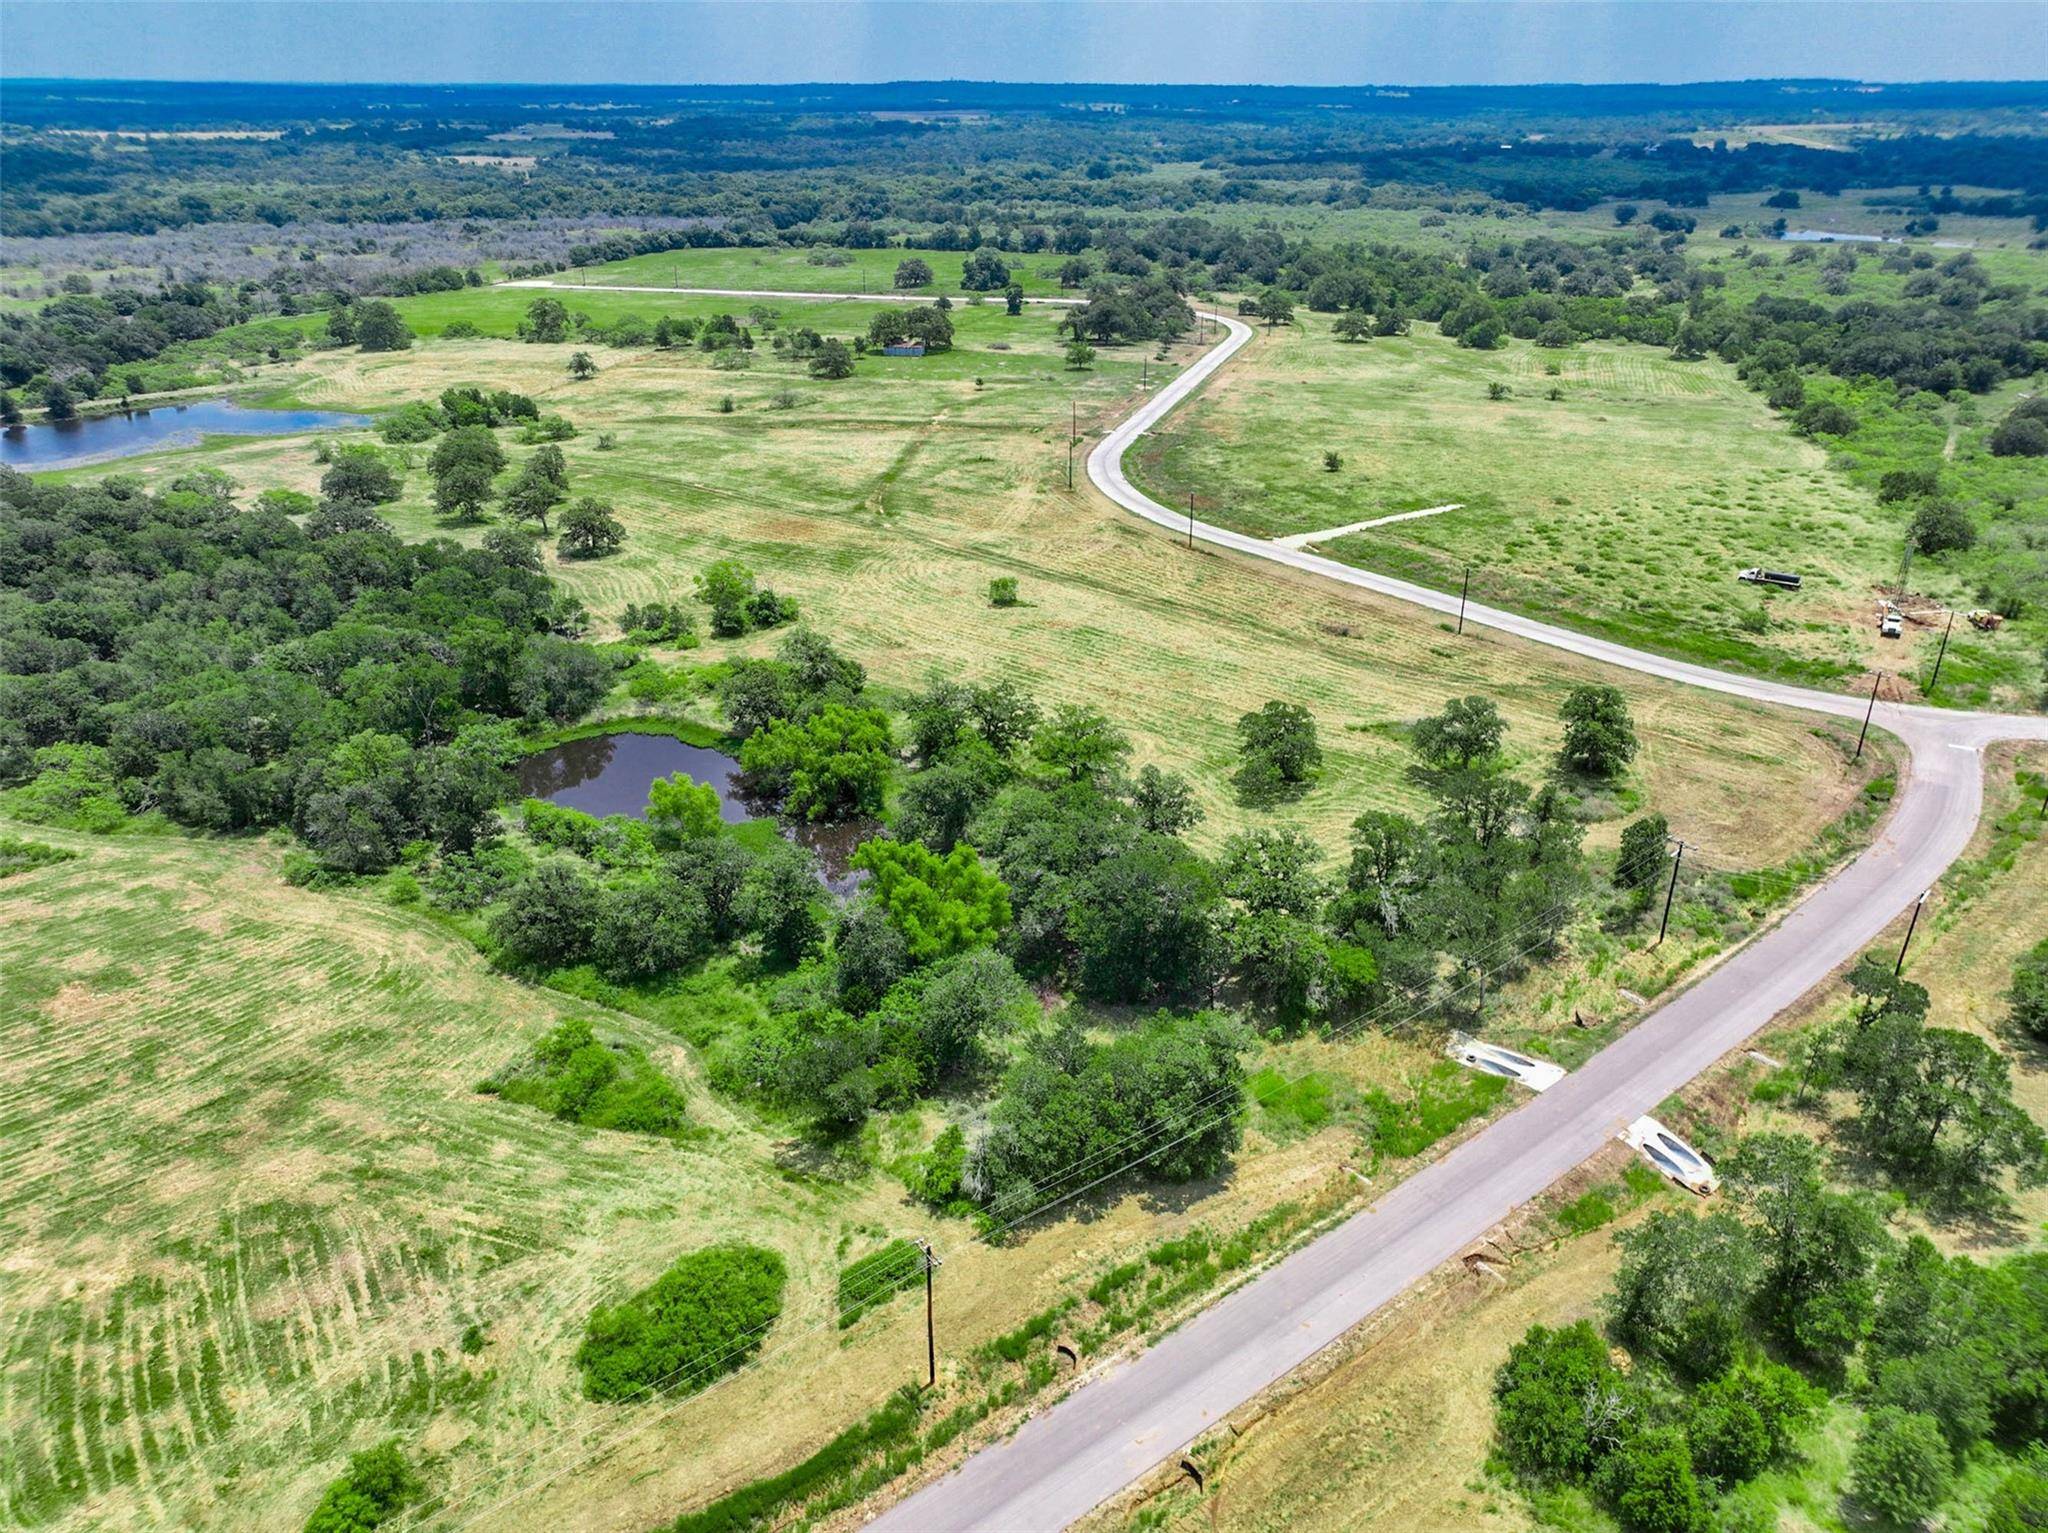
[515,730,871,896]
[1777,228,1890,244]
[1,398,371,470]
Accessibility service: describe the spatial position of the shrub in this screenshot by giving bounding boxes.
[1987,1463,2048,1533]
[3,744,129,832]
[837,1238,924,1327]
[902,1123,971,1213]
[2010,936,2048,1041]
[1794,400,1857,438]
[479,1018,689,1136]
[1616,814,1671,894]
[968,1013,1247,1220]
[665,1387,925,1533]
[488,858,600,967]
[520,414,578,443]
[428,845,529,913]
[1849,1408,1952,1525]
[576,1244,787,1402]
[1989,405,2048,458]
[303,1439,420,1532]
[1492,1320,1623,1482]
[1598,1428,1705,1533]
[0,834,79,878]
[1909,499,1975,556]
[988,576,1020,607]
[377,401,443,443]
[1685,1377,1774,1483]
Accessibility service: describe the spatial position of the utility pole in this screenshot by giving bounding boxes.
[1457,566,1471,636]
[1855,671,1882,762]
[1187,491,1196,551]
[1066,401,1077,491]
[921,1242,938,1388]
[1894,889,1929,976]
[1927,608,1956,693]
[1655,839,1687,947]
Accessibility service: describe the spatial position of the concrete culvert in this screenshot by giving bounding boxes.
[1054,1340,1080,1369]
[1178,1458,1205,1491]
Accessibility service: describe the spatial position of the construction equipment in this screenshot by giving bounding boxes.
[1968,609,2005,632]
[1878,602,1904,640]
[1738,567,1802,590]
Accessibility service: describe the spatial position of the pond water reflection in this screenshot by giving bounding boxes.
[515,731,870,895]
[1,398,371,469]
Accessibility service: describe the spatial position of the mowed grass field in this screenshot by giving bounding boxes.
[9,284,1894,1529]
[0,814,1456,1533]
[0,821,908,1529]
[118,284,1864,858]
[1129,313,1912,687]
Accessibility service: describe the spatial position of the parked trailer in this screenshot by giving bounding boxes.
[1737,568,1802,590]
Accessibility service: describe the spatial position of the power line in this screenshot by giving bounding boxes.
[391,887,1643,1531]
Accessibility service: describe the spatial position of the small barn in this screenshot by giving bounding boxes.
[881,342,927,357]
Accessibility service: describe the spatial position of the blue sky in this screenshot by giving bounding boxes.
[3,0,2044,86]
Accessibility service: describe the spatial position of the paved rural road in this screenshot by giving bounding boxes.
[865,311,2048,1532]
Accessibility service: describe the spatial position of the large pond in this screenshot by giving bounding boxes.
[515,730,870,895]
[1,398,371,470]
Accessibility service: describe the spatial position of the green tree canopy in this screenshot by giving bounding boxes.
[849,838,1014,964]
[1558,683,1638,778]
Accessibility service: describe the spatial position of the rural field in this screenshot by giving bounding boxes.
[8,60,2048,1533]
[76,283,1867,855]
[3,279,1904,1531]
[1128,311,1986,689]
[559,245,1075,297]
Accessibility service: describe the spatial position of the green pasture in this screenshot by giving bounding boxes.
[1128,313,1935,686]
[565,244,1075,297]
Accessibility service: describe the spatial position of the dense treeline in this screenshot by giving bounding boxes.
[8,80,2046,239]
[0,468,607,858]
[1493,952,2047,1532]
[0,469,1684,1238]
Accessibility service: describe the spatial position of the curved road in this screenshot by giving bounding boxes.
[866,312,2048,1531]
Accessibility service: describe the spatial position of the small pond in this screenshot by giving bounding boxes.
[515,730,870,896]
[1,398,371,470]
[1775,229,1970,250]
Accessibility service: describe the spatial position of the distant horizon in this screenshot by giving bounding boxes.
[6,72,2044,89]
[4,1,2044,90]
